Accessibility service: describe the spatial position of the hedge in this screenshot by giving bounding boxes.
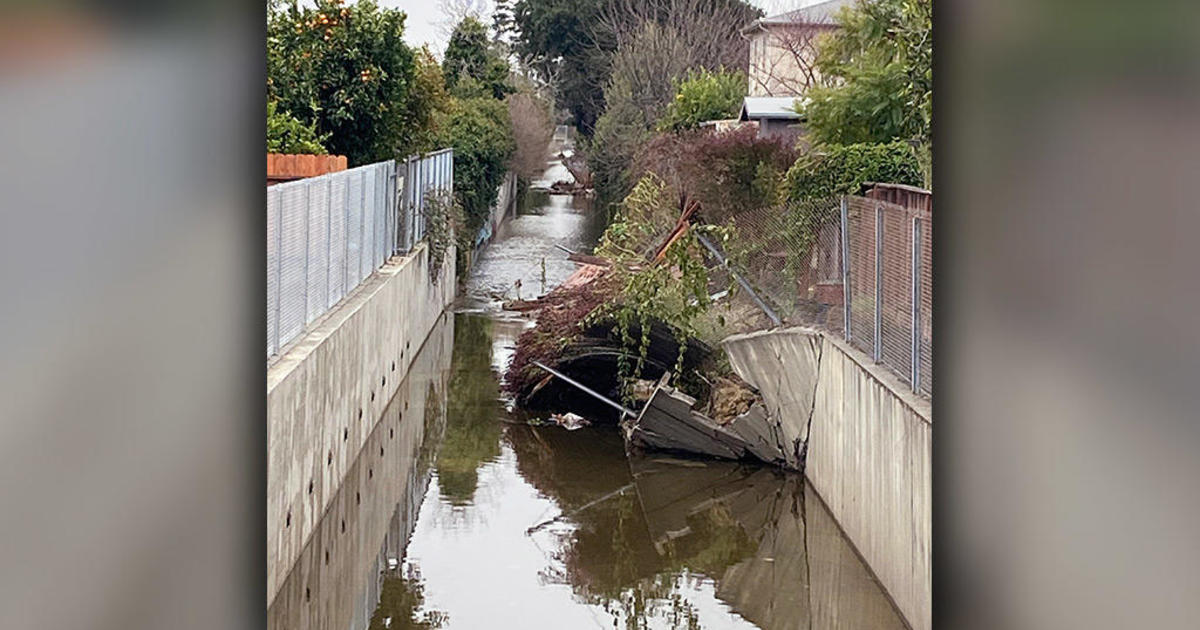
[782,141,923,201]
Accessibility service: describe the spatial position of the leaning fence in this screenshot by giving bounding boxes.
[267,150,453,359]
[716,193,931,397]
[715,197,846,333]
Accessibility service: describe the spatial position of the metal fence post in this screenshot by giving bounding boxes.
[409,157,416,250]
[375,164,384,266]
[409,157,417,245]
[387,162,394,255]
[840,196,850,342]
[696,233,781,328]
[911,216,922,392]
[408,157,412,250]
[398,158,408,253]
[408,157,416,250]
[417,154,427,241]
[381,164,387,260]
[390,162,399,255]
[400,159,410,253]
[874,204,883,362]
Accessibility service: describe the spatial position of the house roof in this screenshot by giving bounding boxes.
[739,96,805,121]
[740,0,853,34]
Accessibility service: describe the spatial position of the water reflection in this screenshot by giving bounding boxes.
[399,314,908,629]
[367,566,446,630]
[434,314,504,505]
[266,315,454,630]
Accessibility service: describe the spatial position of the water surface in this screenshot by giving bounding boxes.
[398,313,908,630]
[461,190,605,312]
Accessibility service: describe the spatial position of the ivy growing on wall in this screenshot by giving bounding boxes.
[421,190,463,283]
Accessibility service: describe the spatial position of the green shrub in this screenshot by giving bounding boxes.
[587,98,650,211]
[802,0,931,146]
[657,68,746,132]
[782,141,923,201]
[436,97,515,236]
[407,47,453,155]
[266,100,327,154]
[592,174,735,389]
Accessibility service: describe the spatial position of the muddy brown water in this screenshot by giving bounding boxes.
[268,176,908,629]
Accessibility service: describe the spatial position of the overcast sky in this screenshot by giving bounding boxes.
[376,0,802,55]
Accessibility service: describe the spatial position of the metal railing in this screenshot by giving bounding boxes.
[716,193,931,397]
[267,150,453,359]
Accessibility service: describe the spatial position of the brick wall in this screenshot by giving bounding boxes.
[268,154,348,185]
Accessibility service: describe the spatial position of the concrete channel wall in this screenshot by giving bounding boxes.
[267,243,455,607]
[723,327,931,630]
[268,315,454,630]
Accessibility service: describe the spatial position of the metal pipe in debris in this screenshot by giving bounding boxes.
[531,360,635,417]
[694,233,782,327]
[553,243,577,255]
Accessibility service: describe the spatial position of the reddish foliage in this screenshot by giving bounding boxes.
[633,125,800,223]
[503,274,619,397]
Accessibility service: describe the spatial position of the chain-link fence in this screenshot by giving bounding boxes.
[843,196,931,397]
[267,150,453,359]
[709,197,846,334]
[712,194,931,398]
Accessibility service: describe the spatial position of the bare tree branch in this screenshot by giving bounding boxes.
[434,0,494,41]
[746,14,838,97]
[592,0,757,74]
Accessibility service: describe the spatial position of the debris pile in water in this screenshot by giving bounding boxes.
[501,185,798,469]
[502,268,712,421]
[503,268,617,400]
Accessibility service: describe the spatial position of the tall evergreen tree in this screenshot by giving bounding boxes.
[443,17,514,100]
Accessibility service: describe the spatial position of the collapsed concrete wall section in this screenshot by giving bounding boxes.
[722,327,931,630]
[267,243,455,607]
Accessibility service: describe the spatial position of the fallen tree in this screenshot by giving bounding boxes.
[502,267,713,422]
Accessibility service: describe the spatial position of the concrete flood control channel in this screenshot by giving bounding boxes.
[270,166,912,628]
[270,310,909,630]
